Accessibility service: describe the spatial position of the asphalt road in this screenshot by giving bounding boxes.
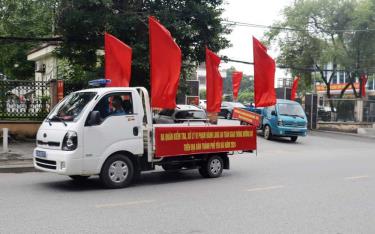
[1,122,375,233]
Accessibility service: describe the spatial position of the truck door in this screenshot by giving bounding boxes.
[82,91,143,173]
[265,105,278,132]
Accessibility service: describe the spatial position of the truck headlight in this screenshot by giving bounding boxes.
[62,131,78,151]
[277,119,283,126]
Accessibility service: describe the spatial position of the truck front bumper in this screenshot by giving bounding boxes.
[274,127,307,137]
[33,147,83,175]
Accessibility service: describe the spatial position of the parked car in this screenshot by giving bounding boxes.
[154,105,208,124]
[259,99,308,142]
[219,102,246,119]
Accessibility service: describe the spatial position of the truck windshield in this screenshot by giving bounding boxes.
[278,103,305,118]
[48,92,97,122]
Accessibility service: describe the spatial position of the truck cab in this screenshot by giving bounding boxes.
[260,99,307,142]
[34,88,145,180]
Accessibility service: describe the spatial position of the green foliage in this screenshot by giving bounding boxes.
[265,0,375,97]
[0,0,57,79]
[237,91,253,104]
[222,66,254,103]
[199,89,206,99]
[56,0,231,90]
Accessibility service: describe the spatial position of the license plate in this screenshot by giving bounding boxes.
[36,150,47,158]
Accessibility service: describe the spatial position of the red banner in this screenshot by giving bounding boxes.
[205,48,223,113]
[253,37,276,107]
[57,80,64,101]
[291,76,300,101]
[154,125,257,157]
[361,74,368,97]
[232,71,243,101]
[149,16,182,109]
[105,33,132,87]
[232,108,261,127]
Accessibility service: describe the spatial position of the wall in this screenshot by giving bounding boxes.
[317,122,373,133]
[0,121,41,138]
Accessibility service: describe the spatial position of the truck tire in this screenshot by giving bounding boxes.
[290,136,298,142]
[100,154,135,189]
[263,125,272,140]
[199,155,224,178]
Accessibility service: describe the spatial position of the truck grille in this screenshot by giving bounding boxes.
[35,157,57,170]
[285,131,304,136]
[284,122,305,128]
[37,140,60,147]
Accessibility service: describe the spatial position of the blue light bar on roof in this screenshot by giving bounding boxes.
[88,79,111,87]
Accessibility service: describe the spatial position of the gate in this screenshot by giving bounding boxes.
[0,80,51,120]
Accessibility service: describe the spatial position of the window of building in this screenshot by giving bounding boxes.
[339,72,345,84]
[368,78,374,91]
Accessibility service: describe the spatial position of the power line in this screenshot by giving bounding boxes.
[222,57,375,73]
[223,20,375,33]
[0,36,63,42]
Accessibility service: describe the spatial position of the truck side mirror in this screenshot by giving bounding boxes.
[87,111,101,126]
[271,110,277,116]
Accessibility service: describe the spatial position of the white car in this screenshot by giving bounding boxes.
[154,105,208,124]
[199,100,207,109]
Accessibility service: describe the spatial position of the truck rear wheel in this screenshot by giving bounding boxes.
[199,155,223,178]
[100,154,134,189]
[263,125,272,140]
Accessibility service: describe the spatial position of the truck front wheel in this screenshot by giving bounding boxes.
[100,154,135,189]
[290,136,298,142]
[199,155,224,178]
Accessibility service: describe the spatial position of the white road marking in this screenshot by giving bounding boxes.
[95,199,155,208]
[345,175,370,180]
[246,185,284,192]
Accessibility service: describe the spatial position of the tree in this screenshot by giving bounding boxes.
[265,0,375,98]
[56,0,231,90]
[0,0,57,79]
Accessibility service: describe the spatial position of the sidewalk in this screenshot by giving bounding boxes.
[0,141,36,173]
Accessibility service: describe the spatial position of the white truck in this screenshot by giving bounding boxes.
[34,87,256,188]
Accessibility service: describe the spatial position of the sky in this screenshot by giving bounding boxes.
[219,0,294,77]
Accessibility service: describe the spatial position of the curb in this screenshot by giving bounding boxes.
[0,159,38,173]
[311,130,375,139]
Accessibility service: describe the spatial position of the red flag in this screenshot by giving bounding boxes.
[253,37,276,107]
[205,48,223,113]
[291,76,300,101]
[149,16,182,109]
[361,74,368,97]
[105,33,132,87]
[232,71,243,101]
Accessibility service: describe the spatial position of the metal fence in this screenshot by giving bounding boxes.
[317,98,375,123]
[0,79,51,120]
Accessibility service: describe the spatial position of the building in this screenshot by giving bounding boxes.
[314,64,375,99]
[27,43,59,83]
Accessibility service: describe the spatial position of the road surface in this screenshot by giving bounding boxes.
[1,125,374,233]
